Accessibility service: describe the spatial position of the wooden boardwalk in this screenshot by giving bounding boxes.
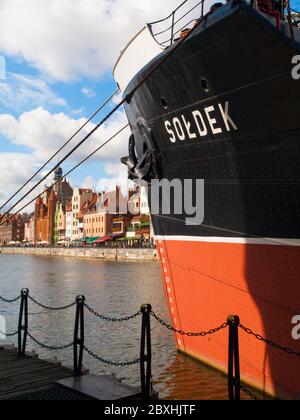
[0,346,73,400]
[0,346,141,400]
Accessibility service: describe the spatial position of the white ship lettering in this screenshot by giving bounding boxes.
[164,101,238,143]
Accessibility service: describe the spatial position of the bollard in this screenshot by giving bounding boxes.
[18,289,29,356]
[73,295,85,376]
[227,315,241,401]
[140,304,153,400]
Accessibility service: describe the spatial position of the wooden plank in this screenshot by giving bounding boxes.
[0,348,73,400]
[0,348,142,400]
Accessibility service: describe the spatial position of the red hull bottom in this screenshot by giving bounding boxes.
[157,238,300,399]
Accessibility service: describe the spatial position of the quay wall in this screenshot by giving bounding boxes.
[0,247,159,262]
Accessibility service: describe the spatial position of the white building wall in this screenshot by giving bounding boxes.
[140,186,150,216]
[71,188,93,241]
[65,212,73,240]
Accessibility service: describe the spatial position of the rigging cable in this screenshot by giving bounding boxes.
[0,89,119,214]
[0,13,207,225]
[0,92,125,223]
[0,124,129,226]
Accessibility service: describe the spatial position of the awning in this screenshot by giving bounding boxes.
[87,237,100,243]
[94,236,113,244]
[80,237,98,243]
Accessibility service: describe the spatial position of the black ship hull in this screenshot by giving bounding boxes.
[123,3,300,399]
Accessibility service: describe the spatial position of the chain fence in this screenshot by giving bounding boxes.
[0,330,18,337]
[27,332,74,351]
[28,295,76,312]
[84,346,141,367]
[239,324,300,358]
[240,384,261,401]
[84,303,142,323]
[0,295,21,303]
[2,289,300,401]
[151,311,228,337]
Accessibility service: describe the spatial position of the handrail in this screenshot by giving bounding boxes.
[159,18,199,46]
[148,0,300,48]
[152,0,204,37]
[148,0,205,47]
[149,0,191,25]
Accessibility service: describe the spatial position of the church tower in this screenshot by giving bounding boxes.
[53,166,63,196]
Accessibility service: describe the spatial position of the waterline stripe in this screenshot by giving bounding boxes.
[154,236,300,247]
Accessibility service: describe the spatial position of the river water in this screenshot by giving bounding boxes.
[0,254,232,400]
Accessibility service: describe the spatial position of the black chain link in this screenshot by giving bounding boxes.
[84,346,141,367]
[151,312,228,337]
[240,324,300,357]
[0,329,18,337]
[240,384,261,401]
[27,332,73,351]
[29,295,76,312]
[0,295,21,303]
[84,304,142,323]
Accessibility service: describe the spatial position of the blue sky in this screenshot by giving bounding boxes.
[0,0,299,210]
[0,0,179,209]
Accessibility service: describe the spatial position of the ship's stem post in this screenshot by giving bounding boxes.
[227,315,241,400]
[18,288,29,356]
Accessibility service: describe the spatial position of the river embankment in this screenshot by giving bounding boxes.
[0,247,159,261]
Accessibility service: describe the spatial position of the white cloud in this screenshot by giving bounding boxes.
[79,163,131,196]
[0,105,131,212]
[80,87,96,99]
[0,153,45,213]
[81,175,95,190]
[0,106,130,163]
[0,73,67,112]
[0,0,206,81]
[95,163,132,196]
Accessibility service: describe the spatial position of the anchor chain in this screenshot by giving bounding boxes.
[84,303,142,323]
[151,311,228,337]
[84,346,141,367]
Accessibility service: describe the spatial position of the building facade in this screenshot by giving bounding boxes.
[128,186,140,216]
[140,185,150,216]
[65,200,73,241]
[0,214,25,245]
[34,167,73,244]
[71,188,94,241]
[24,215,35,242]
[83,187,127,238]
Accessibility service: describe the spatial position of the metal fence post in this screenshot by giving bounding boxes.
[227,315,241,401]
[140,304,153,400]
[73,295,85,376]
[18,288,29,356]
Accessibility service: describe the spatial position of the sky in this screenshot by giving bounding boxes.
[0,0,180,212]
[0,0,299,213]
